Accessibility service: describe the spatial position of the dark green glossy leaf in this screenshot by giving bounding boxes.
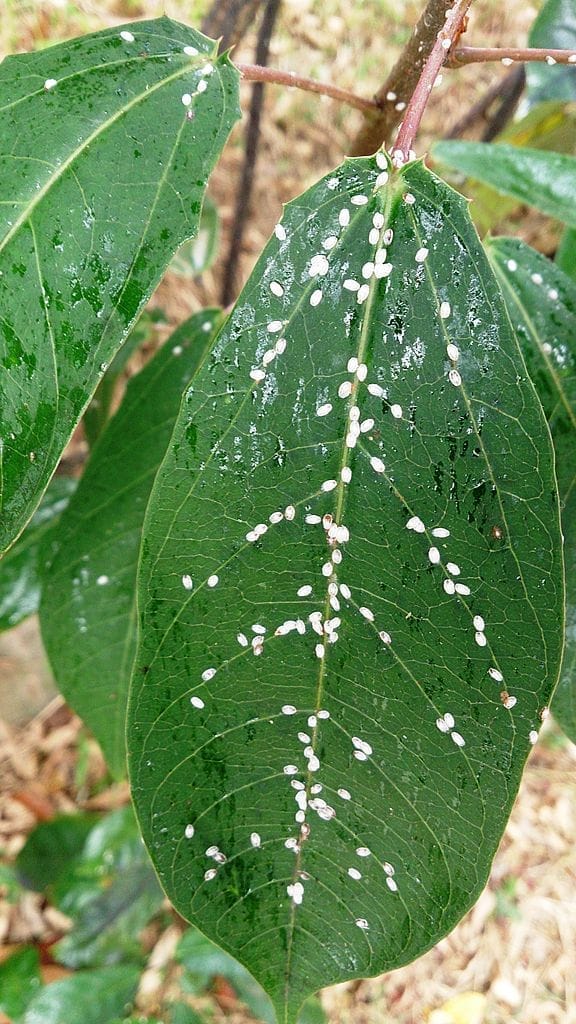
[0,946,42,1019]
[23,965,140,1024]
[0,476,76,631]
[129,155,563,1021]
[0,18,239,556]
[169,199,219,277]
[556,226,576,280]
[433,141,576,226]
[40,310,222,777]
[487,237,576,742]
[16,812,98,892]
[527,0,576,105]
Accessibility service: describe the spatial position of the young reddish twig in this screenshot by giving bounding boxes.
[235,62,382,113]
[394,0,474,161]
[452,45,576,66]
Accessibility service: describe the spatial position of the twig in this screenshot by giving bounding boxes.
[481,65,526,141]
[221,1,283,307]
[236,63,381,113]
[201,0,265,52]
[394,0,474,160]
[445,64,525,139]
[350,0,464,157]
[452,46,576,65]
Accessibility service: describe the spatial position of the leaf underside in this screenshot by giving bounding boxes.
[0,17,239,556]
[488,237,576,741]
[40,311,222,778]
[129,156,564,1022]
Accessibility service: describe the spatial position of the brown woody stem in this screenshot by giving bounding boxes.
[394,0,474,160]
[451,45,576,65]
[236,62,381,113]
[350,0,464,157]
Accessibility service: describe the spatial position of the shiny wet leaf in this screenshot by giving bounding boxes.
[433,141,576,226]
[129,156,563,1022]
[0,18,239,555]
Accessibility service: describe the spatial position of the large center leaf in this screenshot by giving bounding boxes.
[0,17,239,555]
[129,156,564,1022]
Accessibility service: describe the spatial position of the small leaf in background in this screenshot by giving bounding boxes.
[16,812,98,893]
[458,101,576,236]
[52,806,163,968]
[526,0,576,106]
[0,18,240,556]
[40,310,222,778]
[0,476,76,632]
[17,807,164,969]
[22,964,140,1024]
[433,141,576,226]
[487,237,576,743]
[0,946,42,1020]
[129,154,563,1020]
[556,226,576,280]
[169,199,220,278]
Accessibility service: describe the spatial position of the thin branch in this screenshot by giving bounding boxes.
[395,0,474,160]
[236,62,381,113]
[350,0,463,157]
[452,45,576,65]
[444,65,524,139]
[221,0,282,307]
[481,65,526,141]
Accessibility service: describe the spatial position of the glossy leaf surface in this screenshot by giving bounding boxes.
[129,156,563,1021]
[433,141,576,226]
[40,311,222,777]
[0,18,239,556]
[487,237,576,742]
[526,0,576,105]
[0,475,75,631]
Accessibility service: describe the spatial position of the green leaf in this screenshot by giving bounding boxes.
[23,965,140,1024]
[0,946,42,1019]
[169,199,220,277]
[556,226,576,280]
[486,237,576,742]
[16,812,98,892]
[128,155,564,1021]
[433,141,576,226]
[0,475,76,631]
[0,18,240,556]
[40,310,222,777]
[52,806,162,964]
[526,0,576,105]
